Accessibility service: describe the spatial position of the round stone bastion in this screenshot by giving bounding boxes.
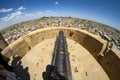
[1,27,120,80]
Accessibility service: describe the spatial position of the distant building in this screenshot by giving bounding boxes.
[101,34,112,41]
[118,38,120,44]
[15,34,21,39]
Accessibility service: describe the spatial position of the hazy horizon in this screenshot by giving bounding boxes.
[0,0,120,30]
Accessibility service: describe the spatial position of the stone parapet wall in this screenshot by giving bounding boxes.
[1,27,120,80]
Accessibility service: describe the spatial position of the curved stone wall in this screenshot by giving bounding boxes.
[2,27,120,80]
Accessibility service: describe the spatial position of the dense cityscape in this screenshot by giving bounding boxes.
[0,17,120,49]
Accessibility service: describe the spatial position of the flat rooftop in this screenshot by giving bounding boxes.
[9,38,109,80]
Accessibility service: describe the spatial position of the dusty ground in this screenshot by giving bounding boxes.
[10,38,110,80]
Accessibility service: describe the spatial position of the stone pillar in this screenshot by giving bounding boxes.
[0,33,8,50]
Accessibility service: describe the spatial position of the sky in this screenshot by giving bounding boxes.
[0,0,120,30]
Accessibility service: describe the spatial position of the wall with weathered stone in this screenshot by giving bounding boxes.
[0,33,8,50]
